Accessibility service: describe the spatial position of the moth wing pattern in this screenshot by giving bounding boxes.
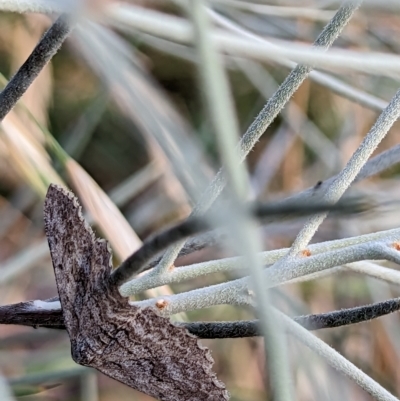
[43,184,229,401]
[43,183,99,338]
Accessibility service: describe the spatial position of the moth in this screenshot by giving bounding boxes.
[43,184,229,401]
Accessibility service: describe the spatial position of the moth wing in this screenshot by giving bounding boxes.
[43,184,228,400]
[43,184,98,337]
[87,304,229,401]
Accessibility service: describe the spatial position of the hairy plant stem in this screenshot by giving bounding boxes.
[0,15,72,122]
[1,297,400,337]
[155,0,362,278]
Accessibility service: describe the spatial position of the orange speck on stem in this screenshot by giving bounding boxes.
[155,299,168,310]
[392,242,400,251]
[300,249,312,257]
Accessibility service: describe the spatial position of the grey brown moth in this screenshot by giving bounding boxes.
[43,184,228,401]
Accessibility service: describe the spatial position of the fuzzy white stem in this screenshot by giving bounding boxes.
[279,311,399,401]
[288,88,400,255]
[120,228,400,296]
[133,241,400,316]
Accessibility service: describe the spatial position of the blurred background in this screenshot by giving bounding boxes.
[1,0,400,400]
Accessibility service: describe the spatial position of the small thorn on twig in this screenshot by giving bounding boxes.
[314,180,323,189]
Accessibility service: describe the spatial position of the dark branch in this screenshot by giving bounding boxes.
[110,198,367,287]
[0,301,64,329]
[0,14,72,122]
[142,143,400,271]
[144,230,223,271]
[109,217,209,287]
[1,297,399,338]
[184,297,400,338]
